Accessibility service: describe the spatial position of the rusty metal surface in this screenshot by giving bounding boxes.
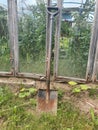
[37,89,57,114]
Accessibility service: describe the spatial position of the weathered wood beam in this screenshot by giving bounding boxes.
[86,0,98,81]
[92,36,98,82]
[45,0,51,76]
[54,0,62,79]
[55,76,86,83]
[17,72,46,80]
[7,0,19,76]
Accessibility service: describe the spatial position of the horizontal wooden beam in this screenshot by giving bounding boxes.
[16,73,46,81]
[0,72,13,77]
[54,76,87,83]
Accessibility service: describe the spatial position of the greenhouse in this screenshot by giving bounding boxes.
[0,0,96,82]
[0,0,98,130]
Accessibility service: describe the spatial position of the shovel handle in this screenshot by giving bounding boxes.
[47,6,59,17]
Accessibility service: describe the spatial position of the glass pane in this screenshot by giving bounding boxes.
[17,0,46,74]
[0,0,10,71]
[58,0,95,78]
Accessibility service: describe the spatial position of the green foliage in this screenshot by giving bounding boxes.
[90,109,95,122]
[0,6,8,37]
[80,84,89,90]
[68,81,90,93]
[88,88,98,98]
[0,85,97,130]
[59,0,95,78]
[29,88,37,94]
[72,87,81,93]
[90,108,98,129]
[19,92,31,98]
[30,98,37,106]
[19,1,46,61]
[0,6,10,71]
[58,88,65,100]
[0,86,13,105]
[68,81,77,86]
[19,87,37,98]
[71,84,89,93]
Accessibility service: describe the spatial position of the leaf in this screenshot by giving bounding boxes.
[66,128,71,130]
[72,88,81,93]
[90,109,95,122]
[68,81,77,86]
[24,92,31,97]
[19,93,26,98]
[30,99,37,106]
[95,119,98,125]
[19,92,31,98]
[20,88,26,92]
[0,87,3,93]
[29,88,37,94]
[80,85,89,90]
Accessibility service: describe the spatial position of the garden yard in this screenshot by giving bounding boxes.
[0,79,98,130]
[0,0,98,130]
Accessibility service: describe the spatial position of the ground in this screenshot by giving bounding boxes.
[0,77,98,130]
[0,77,98,114]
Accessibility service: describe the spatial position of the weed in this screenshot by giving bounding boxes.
[18,87,37,99]
[68,81,78,86]
[58,88,65,100]
[0,85,97,130]
[69,82,90,94]
[90,109,98,129]
[0,86,13,105]
[88,88,98,98]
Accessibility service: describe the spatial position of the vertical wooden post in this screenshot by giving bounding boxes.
[86,0,98,81]
[8,0,19,76]
[46,0,51,76]
[54,0,62,79]
[92,35,98,82]
[91,1,98,82]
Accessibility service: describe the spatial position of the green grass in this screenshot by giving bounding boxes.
[0,85,98,130]
[19,55,45,74]
[0,55,10,71]
[58,58,87,79]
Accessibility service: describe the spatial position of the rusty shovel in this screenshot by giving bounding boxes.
[37,7,59,114]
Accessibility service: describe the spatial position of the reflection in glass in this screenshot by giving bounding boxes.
[17,0,46,74]
[0,1,10,71]
[58,0,95,78]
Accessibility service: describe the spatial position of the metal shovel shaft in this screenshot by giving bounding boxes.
[46,7,59,101]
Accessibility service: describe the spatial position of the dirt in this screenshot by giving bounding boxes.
[67,92,98,115]
[0,118,4,127]
[60,83,98,115]
[49,82,98,115]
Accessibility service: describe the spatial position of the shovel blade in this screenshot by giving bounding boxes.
[37,89,57,114]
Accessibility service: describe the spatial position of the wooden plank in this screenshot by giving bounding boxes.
[7,0,19,76]
[13,0,19,75]
[45,0,51,76]
[92,32,98,82]
[55,76,86,83]
[86,0,98,81]
[54,0,62,78]
[0,72,13,77]
[91,1,98,82]
[0,0,14,76]
[17,73,46,80]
